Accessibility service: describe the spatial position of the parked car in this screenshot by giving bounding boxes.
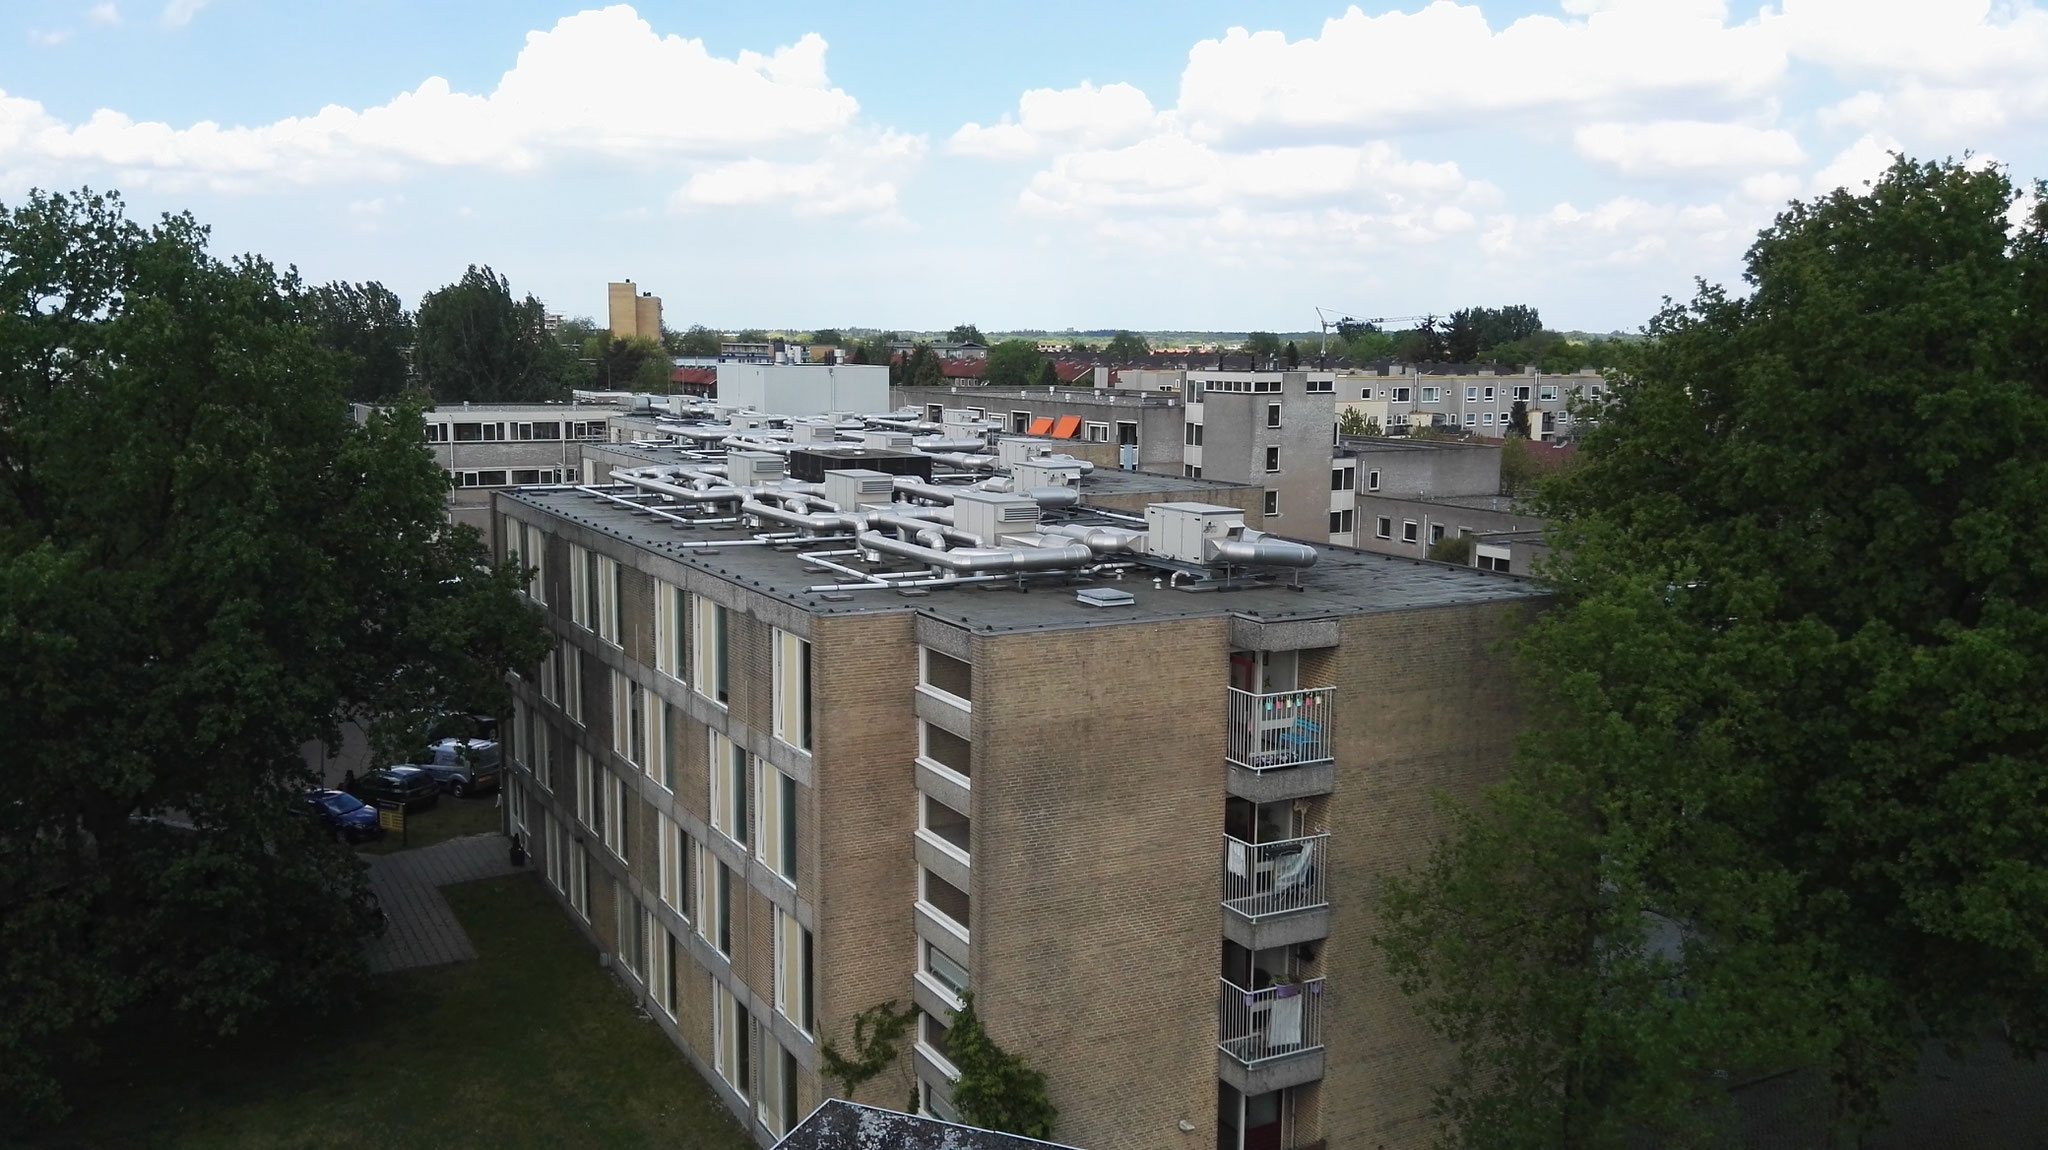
[303,789,382,843]
[351,766,441,812]
[407,738,502,798]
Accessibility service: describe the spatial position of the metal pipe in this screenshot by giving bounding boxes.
[1208,529,1318,568]
[856,532,1094,573]
[1043,523,1148,554]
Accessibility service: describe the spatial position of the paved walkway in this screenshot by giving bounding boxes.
[363,833,523,973]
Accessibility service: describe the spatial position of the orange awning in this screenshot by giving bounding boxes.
[1051,416,1082,439]
[1026,417,1055,436]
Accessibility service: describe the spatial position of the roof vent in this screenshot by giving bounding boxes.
[822,468,898,510]
[1076,587,1136,608]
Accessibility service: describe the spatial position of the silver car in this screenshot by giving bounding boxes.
[406,738,502,797]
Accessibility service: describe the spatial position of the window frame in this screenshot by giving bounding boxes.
[771,630,812,754]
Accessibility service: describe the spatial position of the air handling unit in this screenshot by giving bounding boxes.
[821,468,898,511]
[952,489,1042,544]
[727,450,786,489]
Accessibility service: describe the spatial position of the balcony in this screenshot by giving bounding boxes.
[1218,978,1326,1094]
[1227,687,1333,772]
[1223,833,1329,949]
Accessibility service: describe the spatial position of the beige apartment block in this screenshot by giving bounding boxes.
[608,280,663,342]
[491,476,1544,1150]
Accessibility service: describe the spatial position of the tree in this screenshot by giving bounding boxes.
[1103,330,1150,360]
[983,339,1047,389]
[947,323,985,345]
[668,325,722,356]
[811,328,843,346]
[1283,339,1301,368]
[0,190,550,1121]
[301,280,414,402]
[1034,359,1060,388]
[1338,408,1381,437]
[1445,309,1483,362]
[587,335,667,392]
[1392,317,1447,362]
[413,265,562,403]
[1377,156,2048,1147]
[946,993,1057,1140]
[1244,331,1282,359]
[1425,533,1475,565]
[1505,400,1531,438]
[1342,328,1397,361]
[902,341,943,387]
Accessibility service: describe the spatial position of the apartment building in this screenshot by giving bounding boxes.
[491,438,1546,1150]
[608,281,664,342]
[355,399,623,545]
[1346,366,1604,441]
[1357,494,1545,564]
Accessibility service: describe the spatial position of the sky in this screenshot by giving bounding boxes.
[1,1,2043,334]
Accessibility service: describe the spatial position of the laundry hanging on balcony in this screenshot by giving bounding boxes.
[1227,838,1250,878]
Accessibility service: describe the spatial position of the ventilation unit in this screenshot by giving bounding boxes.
[1145,502,1247,565]
[822,468,898,510]
[952,489,1041,544]
[789,418,840,445]
[727,450,786,489]
[1014,459,1083,489]
[997,437,1055,467]
[861,430,915,450]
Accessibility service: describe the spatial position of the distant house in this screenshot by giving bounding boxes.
[774,1101,1084,1150]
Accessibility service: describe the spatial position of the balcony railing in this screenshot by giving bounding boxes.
[1227,687,1334,771]
[1222,833,1328,920]
[1218,977,1325,1067]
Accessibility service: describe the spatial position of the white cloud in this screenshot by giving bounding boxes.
[1810,134,1903,195]
[0,6,905,217]
[949,82,1158,160]
[1171,1,1785,142]
[675,130,925,219]
[89,4,121,27]
[1574,121,1805,176]
[161,0,208,29]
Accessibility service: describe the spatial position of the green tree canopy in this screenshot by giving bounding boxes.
[1377,156,2048,1147]
[0,190,550,1121]
[983,339,1047,388]
[947,323,985,345]
[1103,330,1150,360]
[1244,331,1282,357]
[668,324,721,356]
[810,328,843,346]
[301,280,414,403]
[413,265,563,403]
[901,341,943,387]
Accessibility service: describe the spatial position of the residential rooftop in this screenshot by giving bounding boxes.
[504,485,1545,636]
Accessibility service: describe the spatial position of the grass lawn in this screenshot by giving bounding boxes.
[354,792,505,855]
[30,875,754,1150]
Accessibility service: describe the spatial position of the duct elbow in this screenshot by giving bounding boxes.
[1028,487,1079,509]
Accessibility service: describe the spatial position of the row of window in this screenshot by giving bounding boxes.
[1374,517,1451,545]
[425,419,607,443]
[1358,383,1601,404]
[453,467,565,488]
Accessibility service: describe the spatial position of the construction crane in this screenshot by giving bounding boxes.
[1314,307,1437,365]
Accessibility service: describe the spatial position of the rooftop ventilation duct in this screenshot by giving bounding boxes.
[1144,502,1318,568]
[951,489,1042,546]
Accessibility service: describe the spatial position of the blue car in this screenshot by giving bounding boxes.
[304,789,383,843]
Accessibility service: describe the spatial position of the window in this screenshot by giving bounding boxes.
[1465,386,1478,401]
[662,929,680,1019]
[709,733,749,846]
[1084,422,1110,442]
[654,582,685,681]
[1375,516,1392,539]
[693,594,729,705]
[453,422,484,442]
[758,1041,798,1138]
[1540,385,1559,401]
[1183,422,1204,447]
[1402,520,1419,543]
[1430,523,1447,543]
[604,771,630,862]
[772,630,812,753]
[1264,446,1281,473]
[920,722,971,780]
[516,522,546,603]
[922,794,969,856]
[1359,387,1373,399]
[1483,386,1495,402]
[544,813,564,892]
[1263,490,1280,516]
[758,760,797,884]
[1464,413,1477,426]
[1421,386,1441,403]
[660,702,678,791]
[570,842,589,919]
[627,897,650,983]
[713,981,748,1097]
[922,869,970,934]
[924,940,968,998]
[594,556,620,645]
[1368,469,1381,492]
[564,648,582,724]
[1329,509,1355,535]
[715,859,733,956]
[921,1014,952,1065]
[1483,412,1495,426]
[694,842,714,936]
[540,646,559,706]
[921,649,972,704]
[658,814,679,909]
[774,908,814,1033]
[1265,402,1282,428]
[612,671,642,766]
[1391,386,1412,402]
[1116,420,1138,445]
[576,749,594,829]
[425,422,448,443]
[1305,379,1332,394]
[1514,385,1531,401]
[923,1082,959,1123]
[1331,466,1354,492]
[1010,411,1031,433]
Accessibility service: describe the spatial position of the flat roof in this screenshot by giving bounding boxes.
[502,487,1545,635]
[1360,492,1537,514]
